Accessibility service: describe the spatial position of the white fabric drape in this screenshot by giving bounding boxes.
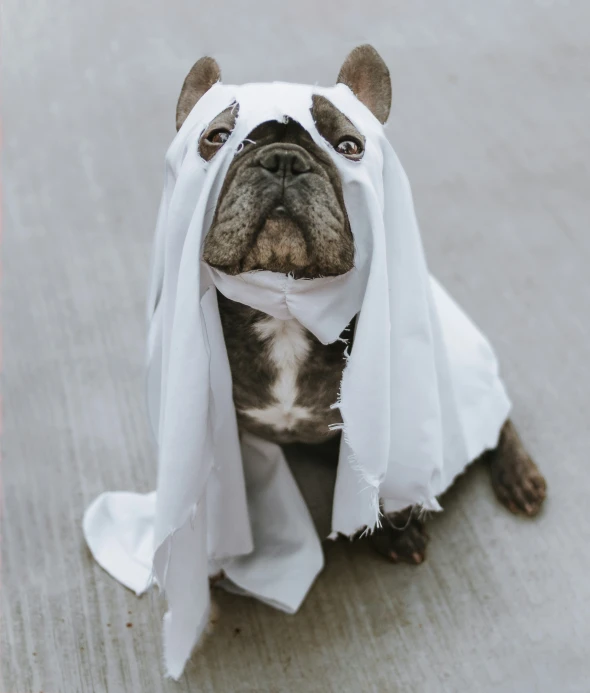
[83,81,511,679]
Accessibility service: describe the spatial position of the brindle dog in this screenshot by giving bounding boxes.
[175,45,547,563]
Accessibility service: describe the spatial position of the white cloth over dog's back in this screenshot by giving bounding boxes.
[83,81,511,679]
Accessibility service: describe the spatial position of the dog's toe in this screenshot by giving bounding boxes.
[491,454,547,517]
[370,508,429,565]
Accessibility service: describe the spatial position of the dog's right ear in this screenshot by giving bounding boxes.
[176,57,221,131]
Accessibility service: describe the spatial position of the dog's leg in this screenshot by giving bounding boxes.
[487,419,547,516]
[369,506,429,564]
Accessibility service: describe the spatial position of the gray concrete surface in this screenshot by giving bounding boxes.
[2,1,590,691]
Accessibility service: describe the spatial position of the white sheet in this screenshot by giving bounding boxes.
[83,80,510,678]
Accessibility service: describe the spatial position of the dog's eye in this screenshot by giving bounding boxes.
[206,128,231,145]
[336,138,363,159]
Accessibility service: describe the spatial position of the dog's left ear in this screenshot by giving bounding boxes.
[337,45,391,124]
[176,56,221,131]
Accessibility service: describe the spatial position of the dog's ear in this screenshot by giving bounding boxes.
[337,45,391,124]
[176,57,221,131]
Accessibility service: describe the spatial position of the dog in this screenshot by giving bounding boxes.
[175,45,547,563]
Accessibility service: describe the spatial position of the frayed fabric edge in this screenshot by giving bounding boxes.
[328,337,383,533]
[152,499,211,680]
[327,419,382,533]
[162,596,215,680]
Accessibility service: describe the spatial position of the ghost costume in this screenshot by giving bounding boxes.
[83,81,511,678]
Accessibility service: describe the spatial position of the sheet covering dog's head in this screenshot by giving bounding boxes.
[176,46,390,279]
[141,45,511,679]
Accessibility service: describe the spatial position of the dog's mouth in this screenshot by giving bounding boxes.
[204,203,350,279]
[241,212,311,275]
[213,197,320,277]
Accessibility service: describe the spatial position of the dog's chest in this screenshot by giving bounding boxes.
[244,317,312,429]
[217,292,347,444]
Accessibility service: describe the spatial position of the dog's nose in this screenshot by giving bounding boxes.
[258,148,311,176]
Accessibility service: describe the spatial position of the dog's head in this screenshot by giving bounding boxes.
[176,45,391,279]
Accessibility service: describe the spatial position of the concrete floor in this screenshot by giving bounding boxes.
[2,1,590,691]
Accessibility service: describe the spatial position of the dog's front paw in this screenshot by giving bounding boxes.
[369,507,429,565]
[490,452,547,517]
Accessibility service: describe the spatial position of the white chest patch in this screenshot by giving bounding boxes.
[242,317,312,431]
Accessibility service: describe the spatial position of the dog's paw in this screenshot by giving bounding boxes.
[491,452,547,517]
[369,508,429,565]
